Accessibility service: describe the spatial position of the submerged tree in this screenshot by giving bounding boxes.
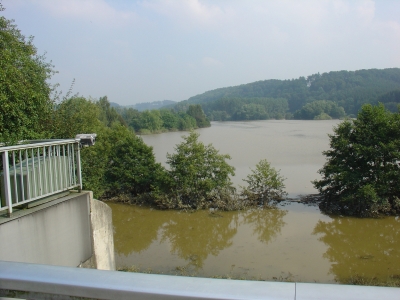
[241,159,287,206]
[165,131,235,209]
[314,104,400,216]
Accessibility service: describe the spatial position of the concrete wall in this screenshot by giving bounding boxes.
[87,193,116,271]
[0,192,92,267]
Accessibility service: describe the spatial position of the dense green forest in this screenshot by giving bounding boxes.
[168,69,400,121]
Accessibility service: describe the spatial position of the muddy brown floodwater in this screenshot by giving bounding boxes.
[109,120,400,284]
[109,202,400,284]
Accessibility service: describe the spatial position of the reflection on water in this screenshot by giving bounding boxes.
[241,208,287,244]
[313,216,400,283]
[160,211,239,268]
[109,202,400,283]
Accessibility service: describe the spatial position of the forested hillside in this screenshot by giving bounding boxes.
[171,68,400,121]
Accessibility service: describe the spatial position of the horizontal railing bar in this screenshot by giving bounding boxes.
[0,206,9,212]
[0,261,295,300]
[0,140,78,152]
[1,261,399,300]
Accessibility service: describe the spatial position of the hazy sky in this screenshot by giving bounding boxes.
[3,0,400,105]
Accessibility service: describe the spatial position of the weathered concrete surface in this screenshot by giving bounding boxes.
[87,193,115,271]
[0,191,92,267]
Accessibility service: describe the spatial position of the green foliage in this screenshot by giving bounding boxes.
[314,104,400,216]
[294,100,345,120]
[119,106,199,134]
[104,123,166,197]
[376,90,400,112]
[159,109,179,130]
[0,7,54,143]
[97,96,126,127]
[241,159,287,206]
[187,104,210,127]
[52,96,166,199]
[194,97,288,121]
[52,97,102,138]
[314,113,332,120]
[164,131,235,209]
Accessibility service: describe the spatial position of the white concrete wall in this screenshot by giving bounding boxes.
[0,192,92,267]
[88,193,115,271]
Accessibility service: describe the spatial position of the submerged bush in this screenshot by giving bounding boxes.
[164,131,235,209]
[115,132,287,211]
[241,159,287,207]
[314,104,400,217]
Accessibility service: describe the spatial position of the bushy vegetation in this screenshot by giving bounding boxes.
[314,104,400,217]
[293,100,345,120]
[129,131,286,210]
[241,159,287,206]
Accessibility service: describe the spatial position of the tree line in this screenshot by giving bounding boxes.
[116,103,210,134]
[169,68,400,121]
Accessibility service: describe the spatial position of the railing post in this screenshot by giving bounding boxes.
[76,143,82,192]
[2,150,13,216]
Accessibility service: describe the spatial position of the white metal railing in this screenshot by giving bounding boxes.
[0,139,82,215]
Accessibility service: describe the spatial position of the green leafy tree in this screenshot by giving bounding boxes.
[177,112,196,130]
[187,104,210,127]
[52,96,109,197]
[313,104,400,216]
[52,97,102,138]
[104,123,166,197]
[166,131,235,208]
[241,159,287,206]
[159,109,179,130]
[96,96,126,127]
[0,4,55,143]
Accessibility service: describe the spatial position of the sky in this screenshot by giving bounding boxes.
[2,0,400,106]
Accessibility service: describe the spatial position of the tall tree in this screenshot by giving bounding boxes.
[314,104,400,216]
[0,3,55,143]
[187,104,210,127]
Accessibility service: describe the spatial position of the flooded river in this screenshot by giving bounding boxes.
[109,120,400,284]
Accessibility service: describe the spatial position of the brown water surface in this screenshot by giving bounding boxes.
[109,202,400,283]
[112,120,400,284]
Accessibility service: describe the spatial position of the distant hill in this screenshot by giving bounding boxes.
[172,68,400,120]
[110,100,176,111]
[110,102,121,108]
[131,100,176,111]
